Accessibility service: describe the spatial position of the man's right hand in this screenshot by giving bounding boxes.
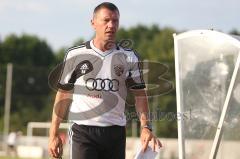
[48,135,63,158]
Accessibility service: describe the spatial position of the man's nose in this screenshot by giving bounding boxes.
[108,21,115,28]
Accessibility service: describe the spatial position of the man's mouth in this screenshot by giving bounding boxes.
[106,31,115,34]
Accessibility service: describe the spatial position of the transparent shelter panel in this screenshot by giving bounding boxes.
[176,31,240,158]
[216,67,240,159]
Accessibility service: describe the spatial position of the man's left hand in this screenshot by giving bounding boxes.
[140,128,162,152]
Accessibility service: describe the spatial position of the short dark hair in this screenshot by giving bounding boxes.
[93,2,119,15]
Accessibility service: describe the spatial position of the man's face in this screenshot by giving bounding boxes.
[91,8,119,42]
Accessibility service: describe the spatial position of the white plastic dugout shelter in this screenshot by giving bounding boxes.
[174,30,240,159]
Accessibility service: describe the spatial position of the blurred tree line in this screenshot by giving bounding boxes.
[0,34,56,133]
[0,26,239,137]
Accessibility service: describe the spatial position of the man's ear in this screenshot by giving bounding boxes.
[91,19,95,29]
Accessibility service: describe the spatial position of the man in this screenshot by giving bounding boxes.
[48,2,162,159]
[7,131,18,157]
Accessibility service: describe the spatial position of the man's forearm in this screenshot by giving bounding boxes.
[49,117,61,137]
[49,90,72,137]
[134,90,150,126]
[136,97,150,126]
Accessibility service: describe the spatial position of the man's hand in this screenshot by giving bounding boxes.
[48,135,63,158]
[140,128,162,152]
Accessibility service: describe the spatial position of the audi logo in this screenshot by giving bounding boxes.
[85,78,119,92]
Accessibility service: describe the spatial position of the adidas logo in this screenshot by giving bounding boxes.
[80,63,89,74]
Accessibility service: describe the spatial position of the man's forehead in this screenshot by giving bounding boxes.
[94,8,119,19]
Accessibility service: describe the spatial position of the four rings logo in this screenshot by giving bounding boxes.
[85,78,119,92]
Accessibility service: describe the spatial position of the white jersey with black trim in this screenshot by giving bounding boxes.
[58,40,145,126]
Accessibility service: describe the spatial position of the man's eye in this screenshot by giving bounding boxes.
[113,20,118,23]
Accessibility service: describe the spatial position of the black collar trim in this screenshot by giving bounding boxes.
[85,41,91,49]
